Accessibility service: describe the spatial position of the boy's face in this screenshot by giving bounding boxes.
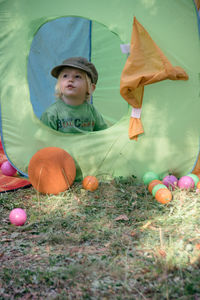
[59,67,88,103]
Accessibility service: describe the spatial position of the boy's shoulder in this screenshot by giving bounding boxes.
[86,102,101,114]
[45,99,64,111]
[84,102,96,110]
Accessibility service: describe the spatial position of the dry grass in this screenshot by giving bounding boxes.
[0,176,200,299]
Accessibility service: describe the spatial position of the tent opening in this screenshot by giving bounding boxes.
[27,16,128,130]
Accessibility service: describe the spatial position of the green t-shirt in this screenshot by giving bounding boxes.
[40,99,108,133]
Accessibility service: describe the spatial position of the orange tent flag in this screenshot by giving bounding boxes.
[192,152,200,176]
[120,17,188,140]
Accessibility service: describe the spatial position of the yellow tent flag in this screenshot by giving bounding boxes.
[120,17,188,140]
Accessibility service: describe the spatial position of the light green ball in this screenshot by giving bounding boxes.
[152,184,168,197]
[187,173,200,187]
[143,171,159,185]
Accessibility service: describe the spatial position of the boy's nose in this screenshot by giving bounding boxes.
[68,76,74,81]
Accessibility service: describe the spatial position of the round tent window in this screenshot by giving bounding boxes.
[28,16,128,130]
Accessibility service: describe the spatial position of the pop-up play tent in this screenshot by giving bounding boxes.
[0,0,200,185]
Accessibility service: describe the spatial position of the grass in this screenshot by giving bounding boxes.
[0,176,200,299]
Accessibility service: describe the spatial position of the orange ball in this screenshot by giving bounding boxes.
[197,181,200,189]
[148,179,162,194]
[28,147,76,195]
[155,188,172,204]
[82,176,99,191]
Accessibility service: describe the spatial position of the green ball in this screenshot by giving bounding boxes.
[143,171,159,185]
[187,173,200,187]
[152,184,168,197]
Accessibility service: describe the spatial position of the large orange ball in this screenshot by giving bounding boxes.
[155,188,172,204]
[28,147,76,195]
[82,176,99,191]
[148,179,162,194]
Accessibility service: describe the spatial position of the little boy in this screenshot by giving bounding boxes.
[40,57,108,133]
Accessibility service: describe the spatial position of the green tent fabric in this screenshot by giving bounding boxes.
[0,0,199,181]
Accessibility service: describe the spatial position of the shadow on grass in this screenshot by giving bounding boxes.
[0,177,200,299]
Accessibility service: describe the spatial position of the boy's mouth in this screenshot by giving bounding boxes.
[67,84,74,88]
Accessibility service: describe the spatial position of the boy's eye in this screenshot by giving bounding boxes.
[75,75,81,79]
[63,74,68,78]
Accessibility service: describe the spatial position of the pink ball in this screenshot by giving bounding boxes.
[178,176,195,190]
[9,208,27,226]
[1,160,17,176]
[162,175,178,190]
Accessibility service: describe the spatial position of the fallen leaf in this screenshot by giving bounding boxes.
[115,214,129,221]
[130,231,137,237]
[140,221,152,231]
[157,248,166,258]
[195,243,200,250]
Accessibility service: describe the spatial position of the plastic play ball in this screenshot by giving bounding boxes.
[1,160,17,176]
[9,208,27,226]
[155,188,172,204]
[187,173,200,187]
[162,175,178,190]
[152,184,168,197]
[28,147,76,195]
[178,176,195,190]
[82,176,99,191]
[148,180,162,194]
[142,171,159,186]
[197,181,200,190]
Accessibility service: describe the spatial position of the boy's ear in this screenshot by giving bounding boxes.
[91,84,96,93]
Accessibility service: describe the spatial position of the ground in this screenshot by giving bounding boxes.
[0,176,200,299]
